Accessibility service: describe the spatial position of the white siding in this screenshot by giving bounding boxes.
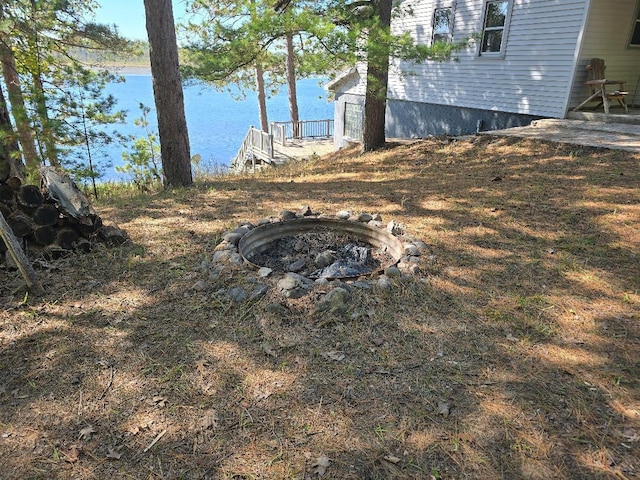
[570,0,640,108]
[387,0,589,118]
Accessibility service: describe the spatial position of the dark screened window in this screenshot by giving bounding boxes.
[480,0,509,54]
[344,103,363,140]
[433,7,454,44]
[631,4,640,46]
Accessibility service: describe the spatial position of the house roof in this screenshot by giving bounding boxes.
[325,67,360,92]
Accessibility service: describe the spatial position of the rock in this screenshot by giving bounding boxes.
[232,225,252,235]
[223,232,244,245]
[314,250,335,268]
[212,250,231,263]
[229,253,245,266]
[316,287,351,313]
[352,280,372,289]
[413,240,429,252]
[258,267,273,278]
[356,213,373,223]
[192,280,208,292]
[277,273,314,299]
[250,284,269,300]
[265,303,290,316]
[404,244,421,256]
[208,266,224,280]
[384,265,402,277]
[257,218,272,226]
[288,258,306,273]
[427,255,437,264]
[336,210,352,220]
[387,220,405,235]
[368,220,383,228]
[372,213,382,221]
[377,275,393,289]
[314,277,330,286]
[228,287,248,302]
[298,205,313,216]
[279,210,297,221]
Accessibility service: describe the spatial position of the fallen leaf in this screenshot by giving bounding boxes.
[195,359,210,376]
[437,401,451,417]
[200,410,218,431]
[383,455,401,464]
[78,426,96,440]
[313,455,331,476]
[62,445,81,463]
[262,343,278,358]
[322,351,345,361]
[106,446,123,459]
[147,396,167,408]
[506,334,518,342]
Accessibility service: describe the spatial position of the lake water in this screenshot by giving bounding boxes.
[95,75,334,181]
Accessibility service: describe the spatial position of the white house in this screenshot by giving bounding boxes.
[328,0,640,148]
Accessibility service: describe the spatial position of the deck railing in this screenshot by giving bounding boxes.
[271,119,334,146]
[230,126,274,172]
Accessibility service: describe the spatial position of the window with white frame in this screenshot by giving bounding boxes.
[630,2,640,46]
[480,0,510,55]
[432,6,454,44]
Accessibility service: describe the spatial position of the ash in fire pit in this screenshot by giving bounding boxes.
[245,229,393,279]
[238,217,405,280]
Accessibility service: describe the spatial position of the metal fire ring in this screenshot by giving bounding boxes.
[238,217,404,278]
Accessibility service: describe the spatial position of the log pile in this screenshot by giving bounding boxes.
[0,168,128,264]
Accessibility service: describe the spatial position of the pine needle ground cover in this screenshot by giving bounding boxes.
[1,136,638,479]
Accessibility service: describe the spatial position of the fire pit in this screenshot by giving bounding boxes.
[238,217,404,280]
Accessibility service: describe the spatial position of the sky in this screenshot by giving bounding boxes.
[94,0,188,41]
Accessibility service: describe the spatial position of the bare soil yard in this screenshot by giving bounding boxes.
[0,136,638,479]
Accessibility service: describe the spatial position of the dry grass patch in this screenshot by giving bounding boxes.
[1,136,638,479]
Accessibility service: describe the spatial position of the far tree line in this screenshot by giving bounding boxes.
[0,0,466,190]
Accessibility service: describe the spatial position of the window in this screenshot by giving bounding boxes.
[344,102,363,140]
[480,0,510,55]
[432,6,454,44]
[630,3,640,47]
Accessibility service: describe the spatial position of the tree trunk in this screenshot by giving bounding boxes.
[255,64,269,132]
[144,0,192,187]
[362,0,393,153]
[32,73,60,167]
[0,41,39,176]
[285,34,300,138]
[0,81,24,181]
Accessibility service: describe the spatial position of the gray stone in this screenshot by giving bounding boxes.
[232,225,252,235]
[298,205,313,216]
[387,220,405,235]
[372,213,382,221]
[277,273,314,299]
[384,265,402,277]
[265,303,290,316]
[288,258,307,272]
[357,213,373,223]
[258,267,273,278]
[314,277,330,286]
[352,280,372,289]
[368,220,383,228]
[315,250,335,268]
[317,287,351,313]
[377,275,393,290]
[223,232,244,245]
[208,266,224,280]
[212,250,231,263]
[229,253,245,266]
[413,240,429,252]
[257,218,272,226]
[279,210,297,221]
[250,284,269,300]
[404,244,421,257]
[336,210,352,220]
[192,280,208,292]
[228,287,248,303]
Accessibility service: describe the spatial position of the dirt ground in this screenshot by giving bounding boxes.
[1,135,638,479]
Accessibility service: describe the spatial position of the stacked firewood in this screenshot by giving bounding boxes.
[0,171,128,263]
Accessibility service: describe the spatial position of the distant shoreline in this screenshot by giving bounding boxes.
[107,65,151,76]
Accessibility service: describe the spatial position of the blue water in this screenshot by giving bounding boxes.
[95,75,334,181]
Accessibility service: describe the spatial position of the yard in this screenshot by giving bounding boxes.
[0,135,638,479]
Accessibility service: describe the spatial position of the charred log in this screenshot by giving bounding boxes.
[7,212,32,237]
[0,184,14,204]
[6,176,21,191]
[18,184,44,210]
[56,228,80,250]
[98,225,129,247]
[32,204,60,227]
[33,225,57,245]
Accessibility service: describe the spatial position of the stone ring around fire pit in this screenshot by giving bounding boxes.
[238,217,404,280]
